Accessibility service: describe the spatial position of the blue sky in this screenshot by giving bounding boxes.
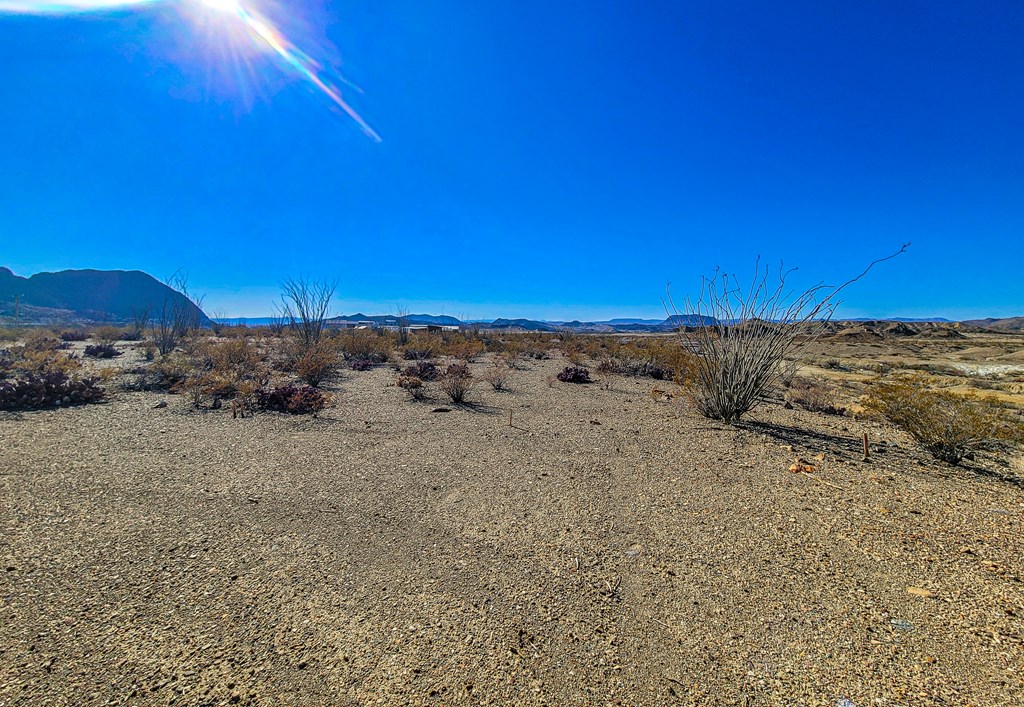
[1,0,1022,320]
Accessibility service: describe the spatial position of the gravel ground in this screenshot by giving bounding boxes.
[1,355,1022,706]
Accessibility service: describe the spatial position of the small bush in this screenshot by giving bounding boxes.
[59,329,89,342]
[192,338,269,402]
[348,357,375,371]
[135,353,193,391]
[398,374,427,400]
[482,362,512,391]
[93,325,125,344]
[557,366,591,384]
[255,385,330,415]
[23,331,67,353]
[0,349,13,380]
[0,327,27,343]
[786,376,846,416]
[401,332,439,360]
[441,337,486,362]
[338,330,393,364]
[3,344,82,377]
[864,377,1021,465]
[84,343,122,359]
[403,360,439,381]
[292,340,341,387]
[821,358,847,371]
[438,363,474,403]
[0,371,106,410]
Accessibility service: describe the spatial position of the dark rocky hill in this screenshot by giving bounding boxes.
[0,267,210,325]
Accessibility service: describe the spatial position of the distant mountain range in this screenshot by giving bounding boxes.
[329,313,464,327]
[2,267,1020,334]
[961,316,1024,332]
[844,317,953,323]
[0,268,210,326]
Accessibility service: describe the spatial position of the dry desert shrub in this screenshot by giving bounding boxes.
[557,365,591,384]
[135,338,268,406]
[402,332,438,360]
[58,329,89,342]
[398,374,427,400]
[337,329,392,368]
[482,360,513,390]
[93,325,125,344]
[293,339,342,387]
[441,336,486,362]
[83,343,122,359]
[438,363,474,403]
[277,276,337,351]
[784,376,847,416]
[666,246,907,422]
[255,384,331,415]
[2,338,82,378]
[0,335,104,410]
[0,327,29,343]
[153,273,204,356]
[864,376,1022,465]
[176,338,270,407]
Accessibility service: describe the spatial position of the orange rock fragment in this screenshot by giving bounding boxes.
[788,458,817,473]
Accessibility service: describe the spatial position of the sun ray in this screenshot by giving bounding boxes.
[0,0,380,141]
[0,1,158,12]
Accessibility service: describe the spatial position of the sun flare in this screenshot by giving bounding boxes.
[0,0,380,141]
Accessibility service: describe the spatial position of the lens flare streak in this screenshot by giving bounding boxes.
[0,1,157,11]
[0,0,380,141]
[201,0,380,141]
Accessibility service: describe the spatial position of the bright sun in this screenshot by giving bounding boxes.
[199,0,239,13]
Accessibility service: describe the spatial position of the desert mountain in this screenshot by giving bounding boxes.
[0,268,210,325]
[327,313,463,327]
[961,316,1024,332]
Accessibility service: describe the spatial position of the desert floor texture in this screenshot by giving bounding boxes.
[2,338,1023,706]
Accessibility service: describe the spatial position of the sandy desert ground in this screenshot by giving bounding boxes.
[2,332,1023,706]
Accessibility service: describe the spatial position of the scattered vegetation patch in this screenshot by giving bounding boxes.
[438,363,474,403]
[255,384,330,415]
[785,376,847,416]
[482,361,513,390]
[292,340,341,387]
[338,330,392,366]
[348,357,376,371]
[865,376,1023,465]
[403,360,439,381]
[84,343,122,359]
[58,329,89,342]
[557,365,591,384]
[398,374,427,400]
[0,371,106,410]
